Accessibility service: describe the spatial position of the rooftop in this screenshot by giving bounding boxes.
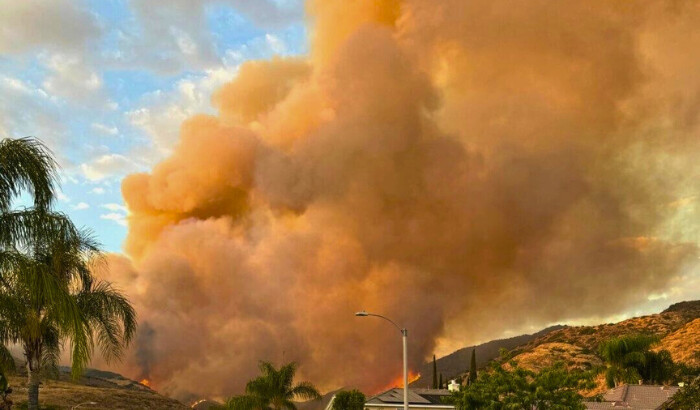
[584,384,679,409]
[366,388,452,406]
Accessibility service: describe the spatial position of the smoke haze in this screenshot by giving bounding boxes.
[99,0,700,401]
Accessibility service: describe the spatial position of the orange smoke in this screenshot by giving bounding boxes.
[99,0,700,402]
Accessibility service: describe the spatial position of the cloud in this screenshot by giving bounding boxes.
[0,0,100,54]
[101,203,128,213]
[91,187,107,195]
[72,202,90,210]
[91,122,119,136]
[41,53,106,104]
[80,153,140,181]
[0,74,65,148]
[127,66,238,155]
[102,0,303,73]
[56,191,71,203]
[100,212,127,227]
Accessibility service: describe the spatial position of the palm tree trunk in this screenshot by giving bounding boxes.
[27,363,40,410]
[26,351,40,410]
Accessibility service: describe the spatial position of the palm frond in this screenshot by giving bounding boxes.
[290,382,321,401]
[0,137,58,211]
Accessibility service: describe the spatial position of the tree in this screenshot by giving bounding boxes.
[468,349,477,385]
[598,334,674,387]
[0,138,136,410]
[332,389,365,410]
[226,361,321,410]
[663,377,700,410]
[449,361,595,410]
[439,373,443,389]
[0,227,137,410]
[432,354,438,389]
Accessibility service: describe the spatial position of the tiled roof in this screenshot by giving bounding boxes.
[366,388,452,406]
[584,384,679,409]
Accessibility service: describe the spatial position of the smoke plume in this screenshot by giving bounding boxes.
[102,0,700,401]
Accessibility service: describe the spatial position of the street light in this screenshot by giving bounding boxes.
[355,311,408,410]
[71,401,97,409]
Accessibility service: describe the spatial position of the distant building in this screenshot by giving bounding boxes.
[447,380,460,393]
[364,388,455,410]
[583,384,679,409]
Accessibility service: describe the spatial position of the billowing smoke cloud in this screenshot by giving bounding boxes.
[100,0,700,401]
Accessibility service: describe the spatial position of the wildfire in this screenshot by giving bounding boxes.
[140,378,151,387]
[377,371,421,393]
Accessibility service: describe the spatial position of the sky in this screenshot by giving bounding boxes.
[0,0,307,251]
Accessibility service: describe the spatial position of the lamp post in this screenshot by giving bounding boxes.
[355,311,408,410]
[71,401,97,409]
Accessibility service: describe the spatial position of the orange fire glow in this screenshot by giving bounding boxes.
[140,378,151,387]
[376,371,420,394]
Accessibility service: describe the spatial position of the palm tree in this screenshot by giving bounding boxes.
[598,334,659,387]
[226,362,321,410]
[0,137,137,409]
[0,226,136,409]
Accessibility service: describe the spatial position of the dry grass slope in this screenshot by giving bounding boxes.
[654,318,700,367]
[6,375,188,410]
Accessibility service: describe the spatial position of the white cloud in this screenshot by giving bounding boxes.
[80,153,139,181]
[56,191,70,203]
[91,187,106,195]
[42,53,105,103]
[91,122,119,136]
[100,212,127,227]
[72,202,90,210]
[0,0,100,54]
[265,34,286,54]
[0,74,64,146]
[101,203,128,213]
[127,66,238,155]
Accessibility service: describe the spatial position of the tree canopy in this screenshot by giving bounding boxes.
[332,389,365,410]
[450,361,595,410]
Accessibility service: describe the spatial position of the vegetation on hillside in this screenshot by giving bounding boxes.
[225,361,321,410]
[0,137,137,410]
[598,333,699,388]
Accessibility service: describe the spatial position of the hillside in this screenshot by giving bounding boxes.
[410,325,565,387]
[416,301,699,394]
[4,366,187,409]
[511,300,700,368]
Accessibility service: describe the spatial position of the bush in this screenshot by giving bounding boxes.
[332,390,365,410]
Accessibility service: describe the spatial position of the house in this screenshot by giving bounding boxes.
[364,388,455,410]
[583,384,679,409]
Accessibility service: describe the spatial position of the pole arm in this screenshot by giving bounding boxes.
[364,313,405,333]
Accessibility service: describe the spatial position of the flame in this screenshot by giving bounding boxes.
[140,378,151,387]
[376,371,421,393]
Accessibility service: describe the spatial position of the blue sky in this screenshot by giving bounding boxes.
[0,0,307,251]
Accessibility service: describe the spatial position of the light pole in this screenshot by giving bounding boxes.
[355,311,408,410]
[71,401,97,409]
